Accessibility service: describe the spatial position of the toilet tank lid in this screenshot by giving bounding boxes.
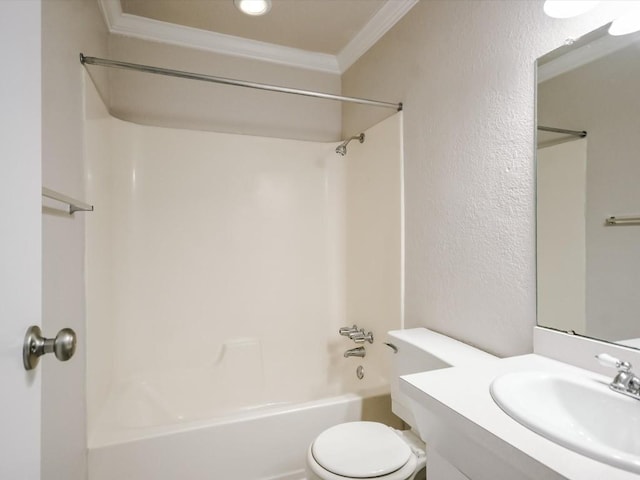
[388,328,498,367]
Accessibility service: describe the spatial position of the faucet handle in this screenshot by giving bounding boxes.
[349,329,366,342]
[339,325,359,336]
[348,329,374,344]
[596,353,632,372]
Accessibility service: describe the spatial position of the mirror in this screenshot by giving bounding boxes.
[536,25,640,348]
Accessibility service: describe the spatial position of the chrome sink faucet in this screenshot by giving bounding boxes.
[596,353,640,400]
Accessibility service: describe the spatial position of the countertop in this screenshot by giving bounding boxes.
[400,354,640,480]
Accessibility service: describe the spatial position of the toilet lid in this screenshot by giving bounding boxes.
[311,422,412,478]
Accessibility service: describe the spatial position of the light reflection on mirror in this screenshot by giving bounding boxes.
[536,24,640,348]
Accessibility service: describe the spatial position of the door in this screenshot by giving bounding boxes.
[0,1,42,478]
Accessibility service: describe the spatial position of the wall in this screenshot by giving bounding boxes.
[538,47,640,343]
[342,0,617,357]
[41,0,108,479]
[0,2,41,478]
[103,35,342,142]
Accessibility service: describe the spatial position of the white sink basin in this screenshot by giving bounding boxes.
[490,371,640,473]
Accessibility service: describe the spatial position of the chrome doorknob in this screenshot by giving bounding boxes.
[23,325,77,370]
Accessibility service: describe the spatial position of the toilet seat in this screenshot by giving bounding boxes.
[308,422,419,480]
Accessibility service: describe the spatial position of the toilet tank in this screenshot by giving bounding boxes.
[387,328,497,427]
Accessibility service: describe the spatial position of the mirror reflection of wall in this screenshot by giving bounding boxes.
[537,28,640,347]
[537,139,587,334]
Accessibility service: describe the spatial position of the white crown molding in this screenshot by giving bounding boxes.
[98,0,121,31]
[337,0,419,72]
[98,0,339,74]
[98,0,416,75]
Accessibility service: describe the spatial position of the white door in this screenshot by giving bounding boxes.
[0,1,42,478]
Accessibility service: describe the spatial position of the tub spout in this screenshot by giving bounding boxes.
[344,346,366,358]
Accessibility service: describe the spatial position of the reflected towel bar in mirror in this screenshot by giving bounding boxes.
[605,216,640,226]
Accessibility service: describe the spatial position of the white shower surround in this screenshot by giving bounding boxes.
[84,80,403,478]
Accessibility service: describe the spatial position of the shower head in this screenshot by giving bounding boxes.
[335,133,365,156]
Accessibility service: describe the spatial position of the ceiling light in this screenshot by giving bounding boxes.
[543,1,600,18]
[234,0,271,16]
[609,2,640,35]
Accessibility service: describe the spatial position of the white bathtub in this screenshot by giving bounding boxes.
[88,387,390,480]
[88,334,392,479]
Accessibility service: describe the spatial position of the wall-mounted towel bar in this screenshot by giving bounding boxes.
[605,216,640,226]
[42,187,93,214]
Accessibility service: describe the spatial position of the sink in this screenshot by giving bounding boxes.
[490,371,640,473]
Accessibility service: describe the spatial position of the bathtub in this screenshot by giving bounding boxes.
[88,386,391,480]
[88,335,393,480]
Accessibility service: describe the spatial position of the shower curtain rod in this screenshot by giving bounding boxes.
[80,54,403,111]
[538,126,587,137]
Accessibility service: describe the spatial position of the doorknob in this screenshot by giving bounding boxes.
[23,325,77,371]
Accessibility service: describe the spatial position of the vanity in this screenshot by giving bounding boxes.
[401,340,640,480]
[400,16,640,480]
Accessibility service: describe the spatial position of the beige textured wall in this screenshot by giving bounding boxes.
[41,0,109,479]
[342,0,617,357]
[105,35,342,141]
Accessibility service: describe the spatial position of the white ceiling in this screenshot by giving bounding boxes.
[99,0,418,73]
[121,0,386,55]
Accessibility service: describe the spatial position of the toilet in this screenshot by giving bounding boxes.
[306,328,497,480]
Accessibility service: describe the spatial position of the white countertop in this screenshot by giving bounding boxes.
[400,354,640,480]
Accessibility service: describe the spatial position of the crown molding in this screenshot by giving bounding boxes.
[97,0,120,30]
[337,0,418,72]
[98,0,416,75]
[98,0,339,73]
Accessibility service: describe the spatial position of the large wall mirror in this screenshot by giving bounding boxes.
[536,25,640,348]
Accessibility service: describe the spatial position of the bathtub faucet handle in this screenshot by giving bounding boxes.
[349,329,374,344]
[339,325,359,336]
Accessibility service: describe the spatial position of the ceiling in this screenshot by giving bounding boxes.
[100,0,418,73]
[120,0,387,55]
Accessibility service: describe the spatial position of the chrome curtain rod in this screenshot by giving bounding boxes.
[538,126,587,137]
[80,54,403,111]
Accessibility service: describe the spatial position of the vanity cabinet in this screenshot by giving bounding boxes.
[402,354,639,480]
[427,449,470,480]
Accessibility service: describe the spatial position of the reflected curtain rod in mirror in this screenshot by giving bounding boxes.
[538,126,587,137]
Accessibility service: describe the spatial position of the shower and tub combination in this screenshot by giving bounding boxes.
[82,56,404,480]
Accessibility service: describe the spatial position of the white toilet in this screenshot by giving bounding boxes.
[306,328,497,480]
